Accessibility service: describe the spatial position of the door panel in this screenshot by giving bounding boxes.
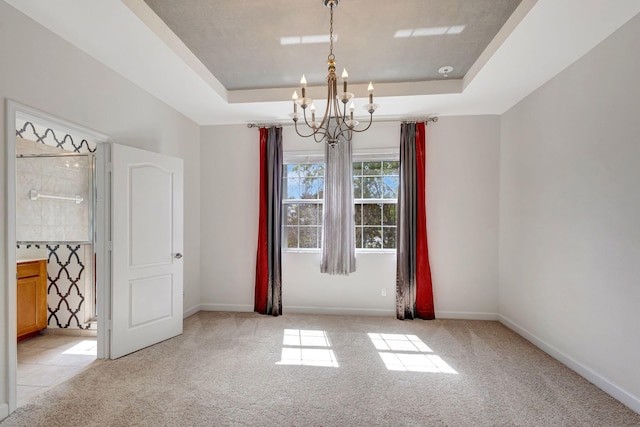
[130,165,173,267]
[111,144,183,359]
[130,274,173,326]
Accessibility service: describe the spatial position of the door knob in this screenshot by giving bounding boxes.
[174,253,183,259]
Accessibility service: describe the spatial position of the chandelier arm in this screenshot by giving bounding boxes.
[313,129,328,144]
[331,87,344,140]
[316,90,332,131]
[348,113,375,133]
[333,126,352,143]
[300,103,317,129]
[334,96,342,128]
[293,120,323,139]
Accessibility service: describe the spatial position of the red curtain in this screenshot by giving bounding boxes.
[414,122,435,319]
[254,128,269,313]
[254,127,283,315]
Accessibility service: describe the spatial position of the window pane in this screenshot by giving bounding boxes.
[383,176,399,198]
[286,204,299,226]
[299,227,319,248]
[363,227,382,248]
[308,163,324,177]
[355,226,362,249]
[353,176,362,199]
[363,203,382,226]
[383,161,399,175]
[383,226,396,248]
[383,204,396,225]
[286,226,299,248]
[353,161,363,176]
[363,161,382,176]
[299,203,320,225]
[285,164,302,178]
[362,177,383,199]
[301,177,323,199]
[354,203,362,226]
[285,177,301,199]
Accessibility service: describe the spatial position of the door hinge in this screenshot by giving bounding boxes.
[108,241,112,251]
[108,319,113,330]
[107,162,113,173]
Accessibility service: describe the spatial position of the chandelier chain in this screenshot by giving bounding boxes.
[328,4,335,62]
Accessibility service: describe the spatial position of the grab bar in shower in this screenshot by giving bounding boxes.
[29,189,84,204]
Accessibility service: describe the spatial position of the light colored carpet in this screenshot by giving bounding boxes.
[2,311,639,426]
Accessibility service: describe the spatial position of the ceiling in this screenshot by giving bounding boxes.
[4,0,640,125]
[142,0,521,90]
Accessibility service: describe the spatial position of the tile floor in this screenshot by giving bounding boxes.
[17,334,97,407]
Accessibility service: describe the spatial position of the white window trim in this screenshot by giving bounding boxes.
[283,148,399,253]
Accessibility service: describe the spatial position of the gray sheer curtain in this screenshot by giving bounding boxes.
[321,131,356,275]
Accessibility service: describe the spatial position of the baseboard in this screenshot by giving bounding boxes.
[183,304,201,318]
[436,311,499,321]
[499,314,640,414]
[189,305,498,319]
[198,303,253,312]
[284,306,395,316]
[0,403,8,420]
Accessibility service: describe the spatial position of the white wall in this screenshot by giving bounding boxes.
[0,1,201,413]
[499,13,640,412]
[429,116,500,318]
[200,117,500,318]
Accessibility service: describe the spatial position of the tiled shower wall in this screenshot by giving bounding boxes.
[16,154,91,242]
[16,120,97,331]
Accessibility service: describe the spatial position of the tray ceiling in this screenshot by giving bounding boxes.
[143,0,522,91]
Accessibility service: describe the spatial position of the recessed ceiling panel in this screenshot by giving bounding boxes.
[143,0,522,90]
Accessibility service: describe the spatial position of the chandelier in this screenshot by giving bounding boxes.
[289,0,377,146]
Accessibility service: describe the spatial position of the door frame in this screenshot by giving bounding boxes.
[4,100,111,413]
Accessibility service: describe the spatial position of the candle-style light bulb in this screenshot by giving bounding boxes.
[342,69,348,93]
[292,90,298,113]
[310,104,316,125]
[349,101,355,121]
[368,81,374,104]
[300,75,307,98]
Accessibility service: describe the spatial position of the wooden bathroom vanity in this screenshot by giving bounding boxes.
[17,259,47,340]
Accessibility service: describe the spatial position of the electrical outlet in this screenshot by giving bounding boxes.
[381,288,387,297]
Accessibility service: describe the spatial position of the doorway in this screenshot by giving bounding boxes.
[5,100,184,413]
[6,101,111,411]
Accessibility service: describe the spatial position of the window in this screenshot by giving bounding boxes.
[282,156,398,250]
[353,161,399,250]
[282,163,324,249]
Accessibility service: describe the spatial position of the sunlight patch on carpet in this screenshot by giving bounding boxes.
[277,329,339,367]
[368,333,457,374]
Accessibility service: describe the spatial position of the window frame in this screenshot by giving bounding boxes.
[282,149,399,253]
[282,152,325,252]
[352,153,399,253]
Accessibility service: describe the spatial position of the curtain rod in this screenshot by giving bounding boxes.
[246,116,438,128]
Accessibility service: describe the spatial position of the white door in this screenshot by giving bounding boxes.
[110,144,184,359]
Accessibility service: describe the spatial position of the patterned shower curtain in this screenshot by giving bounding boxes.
[396,122,435,320]
[254,127,283,315]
